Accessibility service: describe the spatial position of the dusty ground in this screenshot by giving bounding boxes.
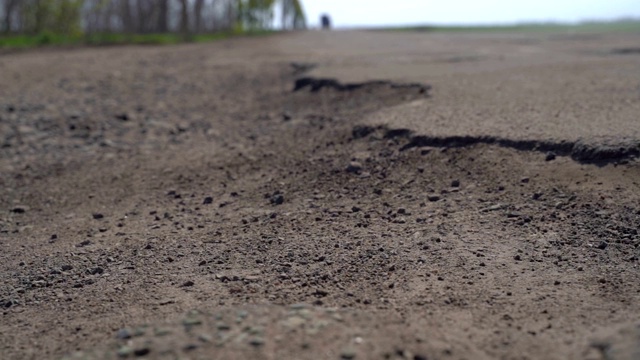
[1,31,639,360]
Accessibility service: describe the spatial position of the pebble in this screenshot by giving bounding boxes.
[451,180,460,187]
[545,152,557,161]
[346,161,363,174]
[116,328,132,339]
[183,317,202,327]
[76,240,91,247]
[116,346,132,357]
[183,344,199,352]
[92,213,104,220]
[133,347,150,357]
[88,267,104,275]
[427,195,440,202]
[341,347,357,359]
[203,196,213,205]
[597,241,608,250]
[270,194,284,205]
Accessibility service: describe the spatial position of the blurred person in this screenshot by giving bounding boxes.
[321,14,332,29]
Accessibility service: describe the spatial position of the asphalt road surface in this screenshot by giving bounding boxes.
[1,30,639,360]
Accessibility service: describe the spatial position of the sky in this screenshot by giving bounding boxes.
[301,0,640,28]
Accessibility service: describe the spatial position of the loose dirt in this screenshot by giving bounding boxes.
[1,31,639,360]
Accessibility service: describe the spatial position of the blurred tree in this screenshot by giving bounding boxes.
[157,0,168,32]
[193,0,204,33]
[179,0,188,34]
[120,0,133,33]
[1,0,307,37]
[279,0,307,30]
[2,0,21,33]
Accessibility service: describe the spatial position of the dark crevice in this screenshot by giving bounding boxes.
[610,48,640,55]
[372,126,639,165]
[293,77,431,95]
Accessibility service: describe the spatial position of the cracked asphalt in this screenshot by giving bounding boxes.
[0,31,639,360]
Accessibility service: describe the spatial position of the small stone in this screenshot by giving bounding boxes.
[182,280,195,287]
[341,347,357,359]
[183,344,199,352]
[203,197,213,205]
[216,322,231,331]
[596,241,608,250]
[61,264,73,271]
[554,280,561,286]
[271,194,284,205]
[76,240,91,247]
[521,177,530,184]
[514,255,522,261]
[92,213,104,220]
[249,337,265,347]
[115,113,130,121]
[88,267,104,275]
[183,317,202,327]
[116,346,133,357]
[427,195,440,202]
[346,161,363,174]
[451,180,460,188]
[133,347,150,357]
[545,152,557,161]
[116,328,132,340]
[282,112,292,121]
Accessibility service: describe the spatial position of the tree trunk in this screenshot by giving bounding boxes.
[136,0,146,33]
[156,0,168,32]
[179,0,189,35]
[194,0,204,33]
[3,0,19,33]
[121,0,133,33]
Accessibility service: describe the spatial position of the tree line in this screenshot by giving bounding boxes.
[0,0,307,35]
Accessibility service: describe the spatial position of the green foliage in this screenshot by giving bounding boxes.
[18,0,84,35]
[0,0,302,48]
[0,30,275,49]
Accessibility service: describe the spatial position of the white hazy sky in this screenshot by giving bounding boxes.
[301,0,640,28]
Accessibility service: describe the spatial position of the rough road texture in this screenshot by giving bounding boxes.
[1,31,639,360]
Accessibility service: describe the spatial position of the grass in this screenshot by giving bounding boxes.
[378,20,640,34]
[0,30,274,49]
